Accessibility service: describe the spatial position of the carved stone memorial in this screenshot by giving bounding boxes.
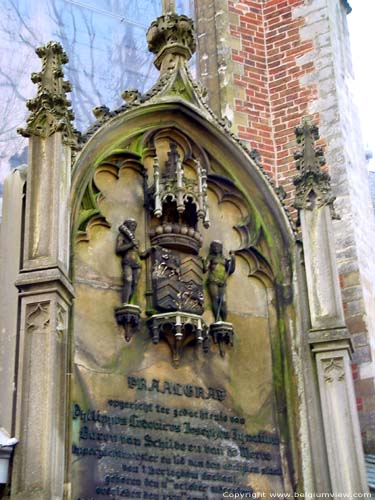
[71,120,293,497]
[8,3,369,498]
[68,9,294,499]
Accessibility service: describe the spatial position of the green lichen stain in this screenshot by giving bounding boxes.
[271,305,300,478]
[69,104,298,494]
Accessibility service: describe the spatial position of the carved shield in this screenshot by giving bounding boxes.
[151,247,204,314]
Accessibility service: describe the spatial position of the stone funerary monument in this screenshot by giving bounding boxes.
[0,0,373,498]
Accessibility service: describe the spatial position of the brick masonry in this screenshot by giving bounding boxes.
[196,0,375,453]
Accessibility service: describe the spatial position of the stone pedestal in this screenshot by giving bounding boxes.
[11,272,73,500]
[310,335,368,492]
[209,321,234,357]
[148,311,208,366]
[115,303,141,341]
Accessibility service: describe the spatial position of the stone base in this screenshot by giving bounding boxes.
[115,304,141,342]
[209,321,234,357]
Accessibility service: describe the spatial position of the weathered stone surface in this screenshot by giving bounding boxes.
[313,346,368,493]
[300,207,345,330]
[70,132,292,497]
[0,167,26,433]
[10,40,74,498]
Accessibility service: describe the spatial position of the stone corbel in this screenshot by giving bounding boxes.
[148,312,209,367]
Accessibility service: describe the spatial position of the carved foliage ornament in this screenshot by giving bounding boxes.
[322,358,345,384]
[293,121,337,215]
[26,302,50,334]
[18,41,78,148]
[146,12,196,69]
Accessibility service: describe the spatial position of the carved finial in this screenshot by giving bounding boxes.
[293,120,338,216]
[146,13,196,72]
[294,120,325,173]
[17,41,76,146]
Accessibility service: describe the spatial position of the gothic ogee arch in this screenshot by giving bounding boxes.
[67,13,304,496]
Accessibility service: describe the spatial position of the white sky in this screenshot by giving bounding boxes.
[347,0,375,170]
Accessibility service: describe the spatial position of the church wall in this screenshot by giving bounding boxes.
[197,0,375,454]
[296,0,375,453]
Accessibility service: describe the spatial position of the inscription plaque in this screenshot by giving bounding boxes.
[71,376,283,499]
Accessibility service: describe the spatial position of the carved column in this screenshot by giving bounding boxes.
[294,121,368,493]
[11,42,76,500]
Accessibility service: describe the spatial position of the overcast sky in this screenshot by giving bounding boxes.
[347,0,375,169]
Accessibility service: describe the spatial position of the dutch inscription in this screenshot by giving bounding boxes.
[72,376,282,500]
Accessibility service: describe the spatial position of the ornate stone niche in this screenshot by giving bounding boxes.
[70,117,292,495]
[144,131,211,366]
[73,123,278,369]
[70,109,297,497]
[68,10,297,497]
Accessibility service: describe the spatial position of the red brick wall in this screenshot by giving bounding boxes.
[229,0,319,204]
[229,1,273,172]
[226,0,375,453]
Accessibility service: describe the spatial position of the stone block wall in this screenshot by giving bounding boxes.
[196,0,375,453]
